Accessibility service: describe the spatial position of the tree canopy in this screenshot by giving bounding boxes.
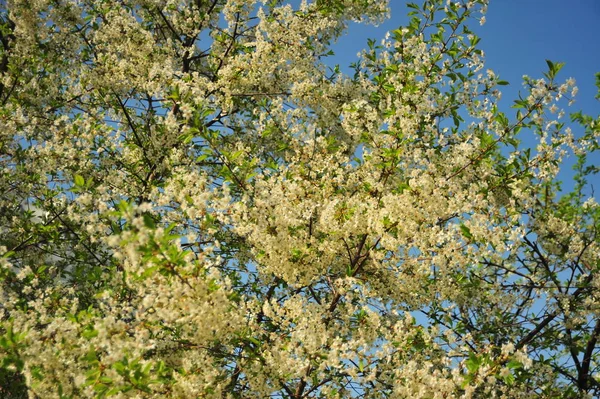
[0,0,599,398]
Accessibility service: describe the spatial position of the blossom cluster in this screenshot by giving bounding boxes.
[0,0,599,398]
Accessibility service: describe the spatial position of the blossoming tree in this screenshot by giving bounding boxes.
[0,0,599,397]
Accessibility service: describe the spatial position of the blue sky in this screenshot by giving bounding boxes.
[330,0,599,193]
[480,0,600,117]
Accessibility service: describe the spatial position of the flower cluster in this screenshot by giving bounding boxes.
[1,0,599,398]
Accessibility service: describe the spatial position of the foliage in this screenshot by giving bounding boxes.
[0,0,599,397]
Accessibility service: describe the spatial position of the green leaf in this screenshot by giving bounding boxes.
[74,174,85,187]
[500,369,515,385]
[545,59,565,79]
[82,327,99,339]
[346,264,354,277]
[459,224,473,239]
[99,376,113,384]
[507,360,522,370]
[142,213,155,229]
[106,386,124,396]
[247,336,261,346]
[465,352,481,373]
[93,383,108,393]
[112,362,126,374]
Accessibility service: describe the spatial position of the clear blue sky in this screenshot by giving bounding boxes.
[331,0,600,193]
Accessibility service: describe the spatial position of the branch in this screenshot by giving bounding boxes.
[515,273,594,350]
[579,319,600,391]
